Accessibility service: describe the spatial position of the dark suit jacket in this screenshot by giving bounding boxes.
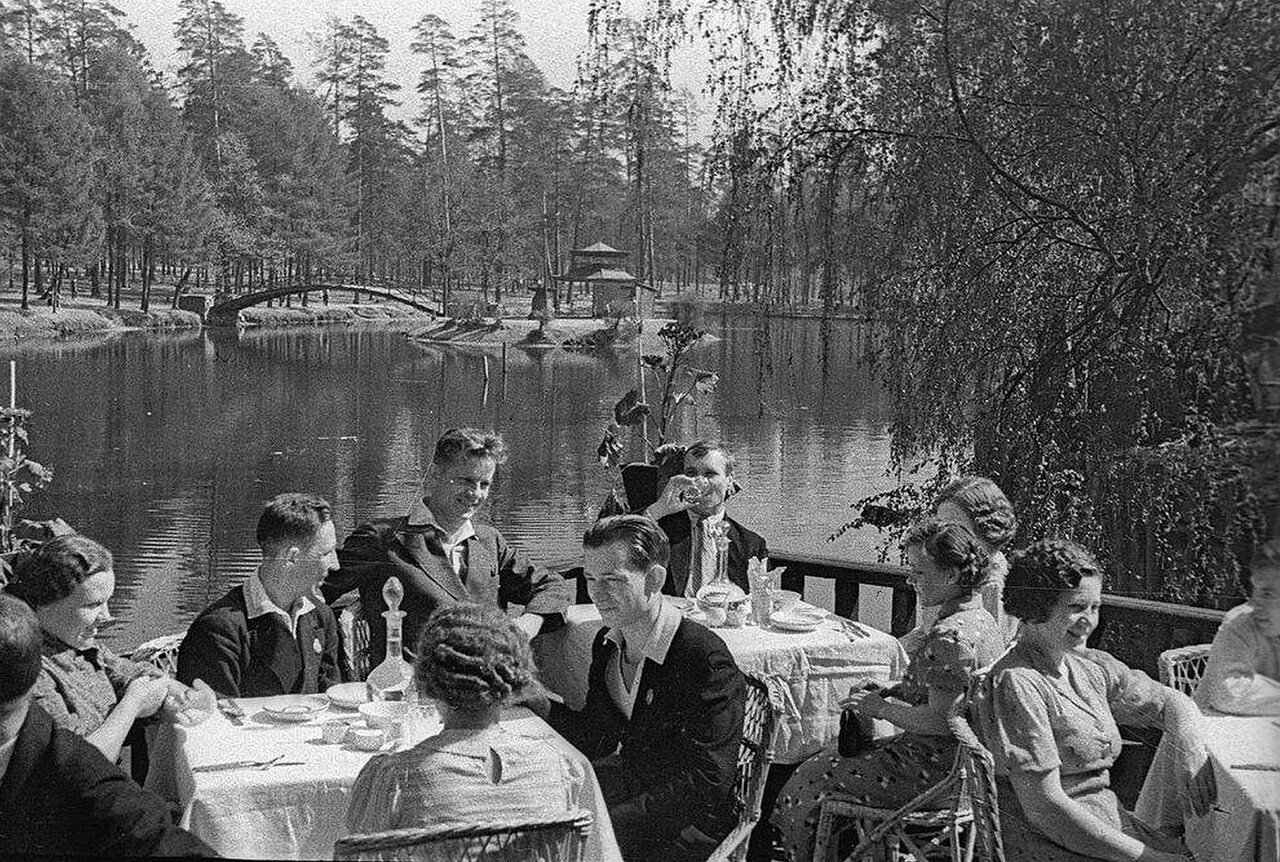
[321,516,571,665]
[659,512,769,597]
[549,618,745,860]
[0,703,211,856]
[176,584,341,697]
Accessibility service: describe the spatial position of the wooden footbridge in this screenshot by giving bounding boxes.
[205,282,443,324]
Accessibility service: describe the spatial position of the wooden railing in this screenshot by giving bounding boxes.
[770,550,1227,676]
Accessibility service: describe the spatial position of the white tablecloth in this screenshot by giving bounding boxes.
[533,601,908,765]
[146,698,622,861]
[1188,716,1280,862]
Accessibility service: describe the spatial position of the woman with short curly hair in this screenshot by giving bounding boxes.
[344,603,583,833]
[977,539,1212,861]
[773,521,1005,860]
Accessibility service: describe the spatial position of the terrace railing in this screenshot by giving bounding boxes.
[770,550,1225,677]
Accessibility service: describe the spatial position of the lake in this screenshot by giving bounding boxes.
[2,314,899,649]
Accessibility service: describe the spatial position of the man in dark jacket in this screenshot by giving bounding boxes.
[178,492,342,697]
[525,515,745,861]
[0,594,211,856]
[322,428,570,664]
[643,440,769,596]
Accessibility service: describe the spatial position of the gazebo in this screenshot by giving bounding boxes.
[552,242,656,318]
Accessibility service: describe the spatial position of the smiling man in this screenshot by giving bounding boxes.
[523,514,745,861]
[322,428,570,665]
[177,493,342,698]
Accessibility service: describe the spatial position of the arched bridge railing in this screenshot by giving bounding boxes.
[206,282,443,323]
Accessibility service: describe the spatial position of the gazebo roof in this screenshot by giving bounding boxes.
[552,266,656,291]
[570,242,628,257]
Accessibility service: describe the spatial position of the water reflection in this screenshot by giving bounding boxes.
[1,316,894,648]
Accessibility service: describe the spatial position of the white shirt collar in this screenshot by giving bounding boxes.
[605,599,682,666]
[243,571,317,637]
[407,498,477,546]
[688,508,725,532]
[0,728,18,785]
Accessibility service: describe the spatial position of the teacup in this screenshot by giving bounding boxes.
[349,727,386,751]
[321,720,350,744]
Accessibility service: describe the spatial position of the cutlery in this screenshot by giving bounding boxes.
[217,698,246,727]
[193,754,302,773]
[1231,763,1280,772]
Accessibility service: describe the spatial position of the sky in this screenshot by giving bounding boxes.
[112,0,711,129]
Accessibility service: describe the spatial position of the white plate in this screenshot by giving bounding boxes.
[769,611,822,633]
[260,694,329,722]
[326,682,371,710]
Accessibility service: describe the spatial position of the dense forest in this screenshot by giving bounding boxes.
[1,0,1277,608]
[0,0,714,313]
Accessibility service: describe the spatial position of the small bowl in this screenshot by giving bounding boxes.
[359,700,411,733]
[321,720,351,744]
[326,682,371,710]
[772,589,802,612]
[349,727,386,751]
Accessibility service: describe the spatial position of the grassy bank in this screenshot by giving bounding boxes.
[235,303,432,327]
[0,306,201,339]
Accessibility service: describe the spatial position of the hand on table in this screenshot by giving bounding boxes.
[162,678,217,726]
[123,675,172,719]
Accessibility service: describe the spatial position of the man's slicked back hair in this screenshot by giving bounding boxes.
[432,428,507,467]
[583,515,670,571]
[255,492,332,552]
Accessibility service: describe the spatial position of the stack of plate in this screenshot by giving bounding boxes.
[769,606,827,633]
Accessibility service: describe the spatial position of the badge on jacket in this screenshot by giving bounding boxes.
[645,689,654,706]
[313,637,323,655]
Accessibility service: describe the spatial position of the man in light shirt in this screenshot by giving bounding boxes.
[323,428,570,665]
[178,492,342,697]
[524,515,745,861]
[1195,539,1280,715]
[644,440,768,597]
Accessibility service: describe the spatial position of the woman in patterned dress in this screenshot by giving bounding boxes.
[772,520,1005,861]
[4,535,214,762]
[978,539,1214,861]
[904,475,1021,655]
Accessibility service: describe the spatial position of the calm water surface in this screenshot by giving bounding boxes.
[4,315,897,649]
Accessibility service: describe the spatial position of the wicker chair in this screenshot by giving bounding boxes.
[813,681,1004,862]
[332,811,592,861]
[334,592,372,682]
[129,631,186,676]
[708,675,782,862]
[1157,643,1211,697]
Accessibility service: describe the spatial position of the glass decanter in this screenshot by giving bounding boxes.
[694,523,747,625]
[366,576,415,702]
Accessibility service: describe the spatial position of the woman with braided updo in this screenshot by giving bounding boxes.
[344,603,583,833]
[772,521,1005,860]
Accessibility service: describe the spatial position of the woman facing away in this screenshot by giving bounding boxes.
[977,539,1215,862]
[904,475,1021,655]
[4,535,213,763]
[344,602,584,834]
[772,520,1005,861]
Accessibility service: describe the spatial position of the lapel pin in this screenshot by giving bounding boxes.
[313,637,323,655]
[645,689,654,706]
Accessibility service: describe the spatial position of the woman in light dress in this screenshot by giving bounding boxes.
[345,602,583,833]
[978,539,1213,861]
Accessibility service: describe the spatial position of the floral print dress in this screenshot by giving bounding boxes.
[977,645,1189,860]
[772,593,1002,862]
